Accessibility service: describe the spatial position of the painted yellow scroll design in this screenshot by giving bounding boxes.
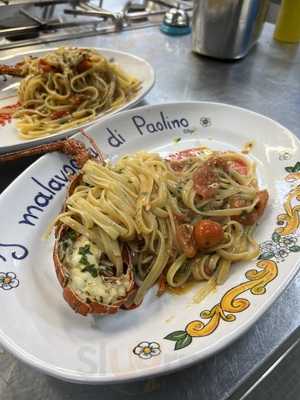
[277,163,300,236]
[276,184,300,236]
[164,260,278,350]
[185,260,277,338]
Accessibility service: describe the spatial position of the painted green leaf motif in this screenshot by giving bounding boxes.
[288,245,300,252]
[175,334,192,350]
[285,162,300,173]
[173,137,182,143]
[272,232,281,243]
[285,167,294,173]
[258,251,275,260]
[164,330,187,341]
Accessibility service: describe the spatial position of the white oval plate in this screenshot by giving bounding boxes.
[0,102,300,384]
[0,47,155,153]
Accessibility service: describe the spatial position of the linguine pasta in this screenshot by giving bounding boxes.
[54,146,268,306]
[13,47,141,139]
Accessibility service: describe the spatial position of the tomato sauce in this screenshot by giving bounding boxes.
[228,159,248,175]
[51,110,70,120]
[167,146,209,161]
[0,102,20,127]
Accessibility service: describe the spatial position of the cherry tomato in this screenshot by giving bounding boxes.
[207,157,228,171]
[193,164,219,199]
[193,219,224,250]
[228,159,248,176]
[255,190,269,217]
[231,190,269,225]
[168,160,184,172]
[231,210,258,226]
[176,224,197,258]
[193,157,229,199]
[173,213,188,223]
[229,196,248,209]
[71,95,84,106]
[167,147,207,162]
[77,59,92,73]
[50,110,69,120]
[38,59,55,73]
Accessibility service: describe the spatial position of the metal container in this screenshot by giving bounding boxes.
[192,0,270,60]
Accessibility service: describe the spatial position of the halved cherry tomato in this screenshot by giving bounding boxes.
[193,164,219,199]
[193,219,224,250]
[50,110,70,120]
[228,159,248,176]
[157,274,167,297]
[176,224,197,258]
[168,160,185,172]
[231,210,258,226]
[77,59,92,73]
[207,157,228,172]
[71,95,84,106]
[231,190,269,225]
[39,59,56,73]
[255,190,269,218]
[173,212,188,223]
[193,157,229,199]
[229,196,248,209]
[167,147,207,162]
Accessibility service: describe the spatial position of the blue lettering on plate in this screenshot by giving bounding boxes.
[106,127,126,148]
[0,243,29,263]
[131,111,190,136]
[18,158,80,227]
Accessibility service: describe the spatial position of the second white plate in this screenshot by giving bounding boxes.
[0,102,300,383]
[0,47,155,153]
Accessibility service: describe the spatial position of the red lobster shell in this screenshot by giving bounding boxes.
[53,174,136,316]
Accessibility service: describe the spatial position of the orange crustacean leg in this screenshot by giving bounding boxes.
[0,139,90,167]
[0,131,104,168]
[0,64,25,77]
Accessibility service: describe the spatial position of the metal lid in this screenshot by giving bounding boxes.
[163,7,190,27]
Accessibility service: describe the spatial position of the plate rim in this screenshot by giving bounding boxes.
[0,100,299,383]
[0,46,155,152]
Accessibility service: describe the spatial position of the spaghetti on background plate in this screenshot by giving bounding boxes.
[8,47,141,139]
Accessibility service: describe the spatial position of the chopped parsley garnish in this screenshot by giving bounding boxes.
[176,185,183,194]
[79,255,89,266]
[173,137,182,143]
[82,264,98,278]
[64,230,77,241]
[62,241,69,251]
[78,245,92,256]
[78,245,95,270]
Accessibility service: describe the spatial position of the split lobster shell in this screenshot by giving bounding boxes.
[52,174,136,316]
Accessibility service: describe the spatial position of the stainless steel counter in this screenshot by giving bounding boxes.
[0,21,300,400]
